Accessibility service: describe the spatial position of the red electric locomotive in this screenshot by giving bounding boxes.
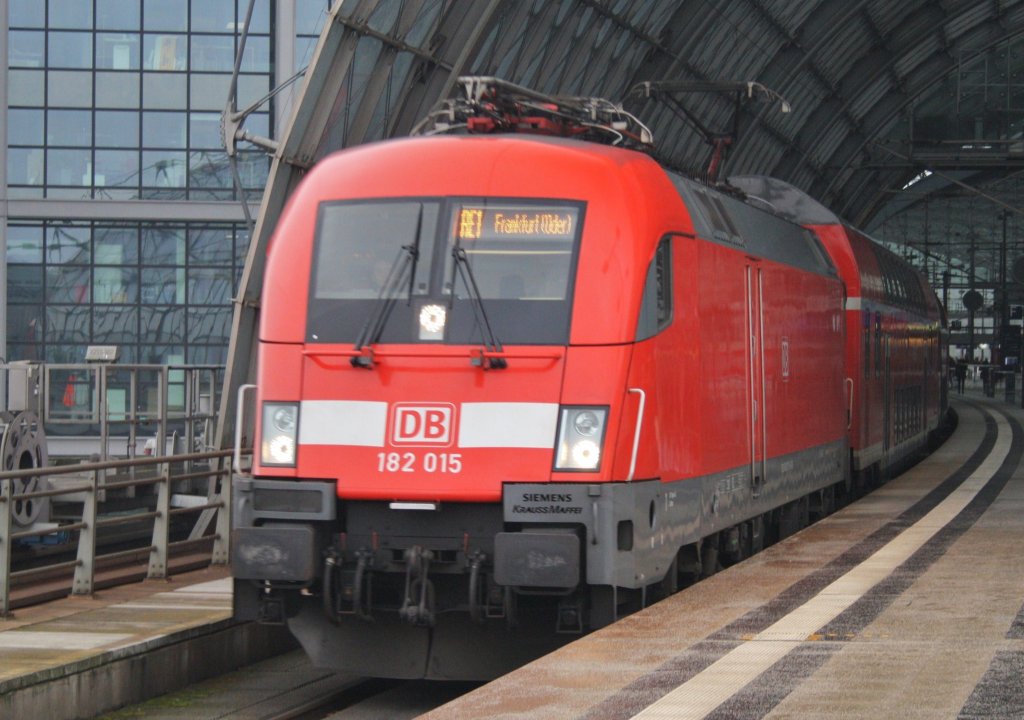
[231,78,944,679]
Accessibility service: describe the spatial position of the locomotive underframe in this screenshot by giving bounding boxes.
[231,438,847,678]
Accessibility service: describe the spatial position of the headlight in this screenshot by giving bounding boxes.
[271,405,296,432]
[261,402,298,467]
[555,406,608,471]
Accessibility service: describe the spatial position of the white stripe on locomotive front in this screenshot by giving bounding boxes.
[296,400,559,448]
[457,402,559,448]
[299,400,388,446]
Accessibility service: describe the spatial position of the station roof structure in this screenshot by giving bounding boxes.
[243,0,1024,271]
[219,0,1024,437]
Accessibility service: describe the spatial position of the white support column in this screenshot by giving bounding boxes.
[72,470,99,595]
[275,0,297,135]
[211,459,231,565]
[0,478,12,615]
[148,464,171,579]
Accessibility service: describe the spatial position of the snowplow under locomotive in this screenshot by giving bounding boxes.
[231,79,945,680]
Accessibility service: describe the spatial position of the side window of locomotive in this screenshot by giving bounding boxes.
[636,237,673,341]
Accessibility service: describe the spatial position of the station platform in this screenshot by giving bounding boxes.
[426,394,1024,719]
[0,566,293,720]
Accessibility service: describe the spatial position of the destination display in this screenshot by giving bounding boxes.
[456,205,578,242]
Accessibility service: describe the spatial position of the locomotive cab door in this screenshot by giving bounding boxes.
[746,264,767,496]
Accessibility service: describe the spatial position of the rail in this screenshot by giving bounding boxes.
[0,447,250,616]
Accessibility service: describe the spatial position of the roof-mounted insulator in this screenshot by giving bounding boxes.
[411,76,655,151]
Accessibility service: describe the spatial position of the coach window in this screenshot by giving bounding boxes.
[636,237,673,341]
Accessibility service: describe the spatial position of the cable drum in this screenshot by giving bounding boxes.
[0,411,50,527]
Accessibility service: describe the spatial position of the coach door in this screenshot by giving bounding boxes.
[883,335,892,453]
[746,264,767,496]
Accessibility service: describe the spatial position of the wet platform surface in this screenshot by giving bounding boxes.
[424,395,1024,719]
[0,565,294,720]
[0,566,232,684]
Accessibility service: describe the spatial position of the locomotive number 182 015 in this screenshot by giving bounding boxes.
[376,451,464,474]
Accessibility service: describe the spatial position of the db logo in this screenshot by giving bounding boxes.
[390,403,456,446]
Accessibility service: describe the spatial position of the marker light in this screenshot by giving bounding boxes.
[555,406,608,471]
[261,402,298,467]
[419,303,446,340]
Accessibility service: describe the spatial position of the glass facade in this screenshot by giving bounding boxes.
[295,0,332,69]
[5,0,333,366]
[7,221,246,365]
[7,0,272,202]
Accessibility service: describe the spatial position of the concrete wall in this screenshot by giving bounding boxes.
[0,620,296,720]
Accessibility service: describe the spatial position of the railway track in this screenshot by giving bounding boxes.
[2,446,238,616]
[94,649,479,720]
[8,546,215,610]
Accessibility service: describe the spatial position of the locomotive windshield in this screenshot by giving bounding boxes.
[312,201,437,301]
[307,198,583,345]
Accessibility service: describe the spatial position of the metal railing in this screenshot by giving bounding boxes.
[0,448,247,616]
[1,361,222,461]
[44,362,220,459]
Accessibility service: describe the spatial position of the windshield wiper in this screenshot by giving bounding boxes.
[351,243,418,368]
[448,242,507,369]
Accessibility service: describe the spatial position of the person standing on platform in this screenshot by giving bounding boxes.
[956,359,967,393]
